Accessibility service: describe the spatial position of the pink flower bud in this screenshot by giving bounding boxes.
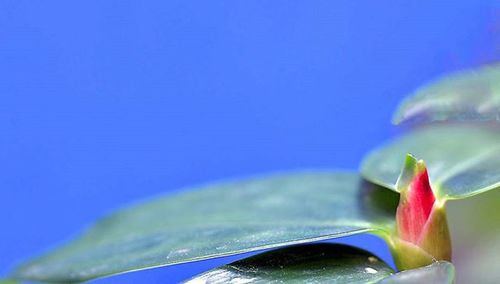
[390,154,451,271]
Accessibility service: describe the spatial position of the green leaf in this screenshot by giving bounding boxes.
[361,125,500,200]
[378,261,454,284]
[393,63,500,124]
[0,280,18,284]
[185,244,394,284]
[187,245,456,284]
[447,188,500,283]
[13,172,398,283]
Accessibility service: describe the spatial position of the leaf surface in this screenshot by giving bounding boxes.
[14,172,397,283]
[361,125,500,199]
[393,63,500,124]
[185,244,394,284]
[378,261,454,284]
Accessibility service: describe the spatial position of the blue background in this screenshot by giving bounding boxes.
[1,1,499,283]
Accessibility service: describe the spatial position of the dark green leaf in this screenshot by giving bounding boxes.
[393,63,500,124]
[185,244,394,284]
[14,172,397,283]
[361,125,500,199]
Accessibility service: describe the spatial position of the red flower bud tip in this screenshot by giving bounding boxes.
[396,157,435,244]
[390,154,451,271]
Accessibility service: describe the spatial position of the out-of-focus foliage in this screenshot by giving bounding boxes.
[13,172,397,283]
[393,64,500,124]
[0,280,18,284]
[361,125,500,200]
[448,187,500,283]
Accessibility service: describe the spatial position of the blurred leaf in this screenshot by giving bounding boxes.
[0,280,18,284]
[447,188,500,283]
[14,172,397,283]
[361,125,500,199]
[185,244,394,284]
[393,63,500,125]
[378,261,454,284]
